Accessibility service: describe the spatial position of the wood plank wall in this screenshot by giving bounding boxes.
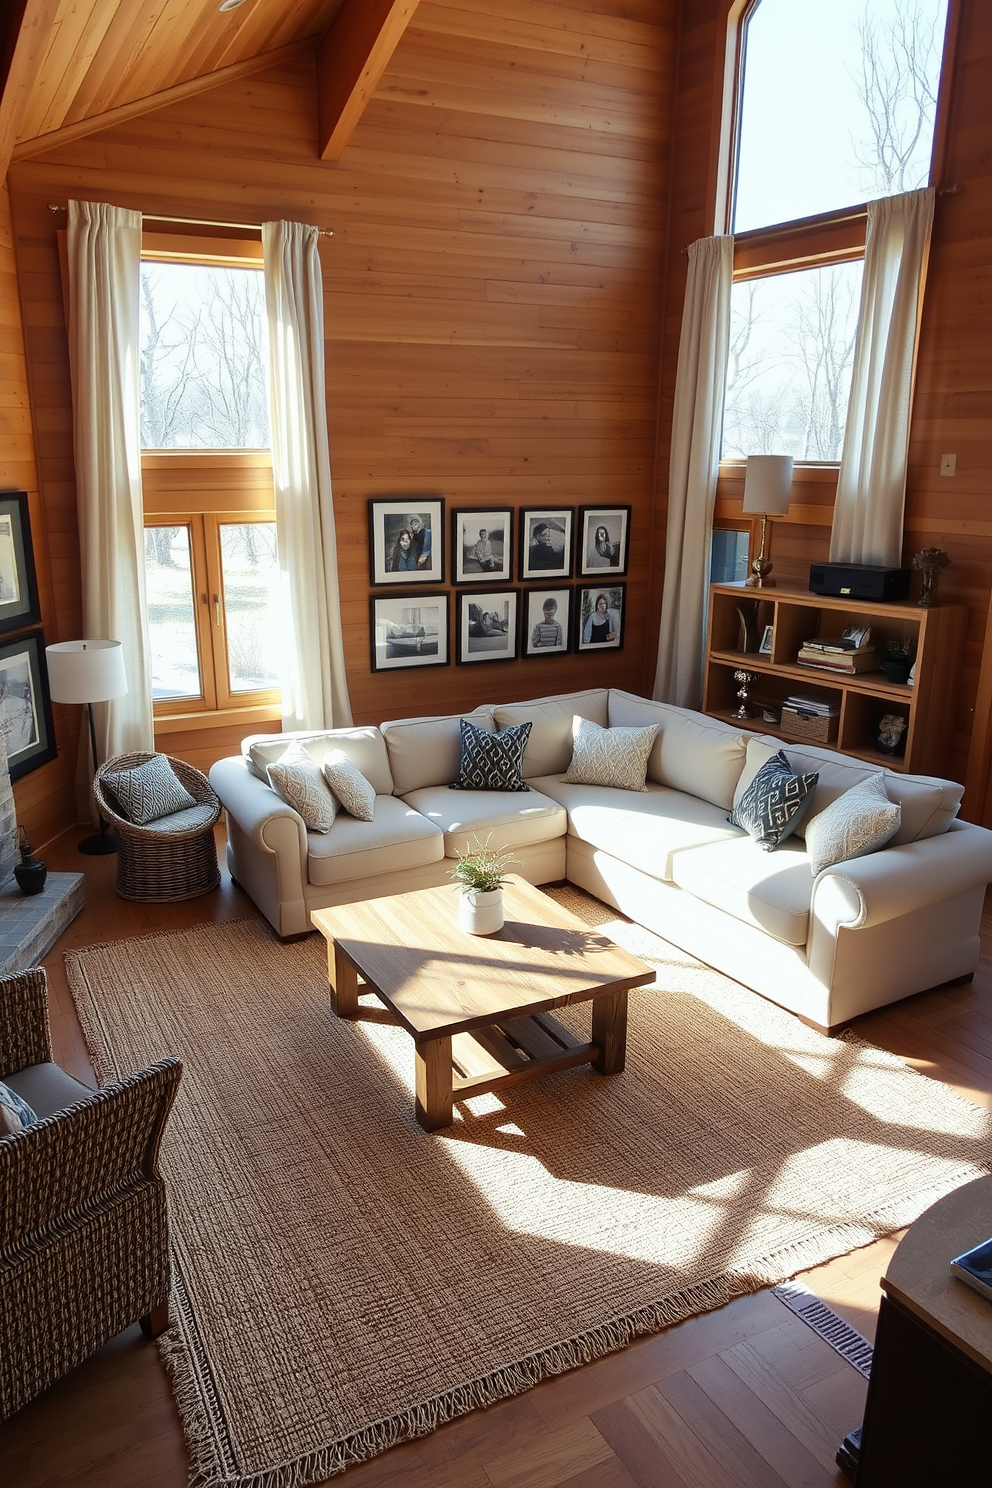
[7,0,676,810]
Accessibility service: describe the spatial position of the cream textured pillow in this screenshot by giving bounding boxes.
[561,716,658,792]
[805,774,902,876]
[266,745,338,833]
[322,751,376,821]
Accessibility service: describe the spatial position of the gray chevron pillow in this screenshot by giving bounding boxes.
[728,749,818,851]
[103,754,197,825]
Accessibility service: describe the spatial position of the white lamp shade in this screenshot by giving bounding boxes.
[742,454,793,517]
[45,639,128,705]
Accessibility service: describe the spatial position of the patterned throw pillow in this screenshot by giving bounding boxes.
[805,774,902,876]
[267,744,338,833]
[450,718,532,792]
[728,749,819,851]
[103,754,197,825]
[0,1079,37,1137]
[561,716,657,791]
[322,751,376,821]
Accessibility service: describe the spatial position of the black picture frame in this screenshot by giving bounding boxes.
[519,507,574,582]
[577,505,631,578]
[456,589,519,665]
[523,585,571,658]
[0,491,41,636]
[451,507,513,585]
[575,583,626,653]
[368,498,445,586]
[0,630,57,780]
[369,593,449,672]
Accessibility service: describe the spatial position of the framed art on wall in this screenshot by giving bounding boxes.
[519,508,573,581]
[370,594,449,672]
[368,498,444,585]
[523,586,571,658]
[457,590,519,664]
[578,505,630,577]
[576,584,626,652]
[452,508,513,584]
[0,491,41,636]
[0,630,57,780]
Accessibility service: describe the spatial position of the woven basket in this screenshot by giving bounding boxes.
[93,752,222,902]
[780,704,839,744]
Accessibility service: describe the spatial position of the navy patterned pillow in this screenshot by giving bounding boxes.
[451,719,532,792]
[728,749,818,851]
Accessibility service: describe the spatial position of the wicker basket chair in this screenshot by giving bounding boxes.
[93,751,222,902]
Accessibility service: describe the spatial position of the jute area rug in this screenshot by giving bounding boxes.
[67,888,991,1488]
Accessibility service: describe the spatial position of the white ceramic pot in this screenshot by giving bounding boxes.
[458,887,504,935]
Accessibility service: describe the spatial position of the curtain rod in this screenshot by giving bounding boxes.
[47,204,333,237]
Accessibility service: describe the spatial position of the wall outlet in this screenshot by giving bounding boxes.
[940,453,957,476]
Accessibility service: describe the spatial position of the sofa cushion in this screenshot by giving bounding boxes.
[494,689,609,778]
[728,749,819,851]
[267,745,338,832]
[451,719,532,791]
[805,774,902,875]
[306,795,444,886]
[381,708,495,795]
[608,691,747,809]
[733,735,961,846]
[671,836,813,946]
[401,785,567,857]
[531,775,740,883]
[244,727,394,795]
[5,1063,94,1122]
[562,716,657,792]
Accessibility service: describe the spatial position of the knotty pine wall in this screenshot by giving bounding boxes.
[7,0,677,801]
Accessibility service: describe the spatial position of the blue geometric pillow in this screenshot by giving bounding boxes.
[0,1078,37,1137]
[728,749,818,851]
[451,719,532,792]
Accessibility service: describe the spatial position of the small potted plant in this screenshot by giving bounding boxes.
[883,638,914,685]
[449,834,518,935]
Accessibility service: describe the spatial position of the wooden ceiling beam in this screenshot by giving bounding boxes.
[0,0,62,185]
[316,0,421,162]
[10,37,317,163]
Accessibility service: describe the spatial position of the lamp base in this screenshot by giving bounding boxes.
[78,830,118,856]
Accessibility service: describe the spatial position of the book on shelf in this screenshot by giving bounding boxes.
[797,647,877,674]
[783,696,839,716]
[950,1235,992,1305]
[801,625,872,654]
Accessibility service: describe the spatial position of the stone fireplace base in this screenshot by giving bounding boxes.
[0,870,85,976]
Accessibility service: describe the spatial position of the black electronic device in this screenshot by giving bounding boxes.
[808,562,911,602]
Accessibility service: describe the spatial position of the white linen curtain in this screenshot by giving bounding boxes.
[66,200,154,763]
[262,221,352,731]
[653,236,733,707]
[830,188,935,567]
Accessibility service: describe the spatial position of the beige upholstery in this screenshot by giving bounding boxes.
[671,836,813,946]
[244,726,394,795]
[306,795,443,886]
[608,690,748,809]
[401,784,567,857]
[381,708,494,795]
[494,688,609,777]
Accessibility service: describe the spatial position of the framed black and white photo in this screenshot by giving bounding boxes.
[452,508,512,584]
[0,630,56,780]
[578,505,630,577]
[368,498,444,585]
[370,594,449,672]
[519,508,573,582]
[575,583,626,653]
[523,586,571,658]
[0,491,41,636]
[759,624,774,655]
[457,590,518,665]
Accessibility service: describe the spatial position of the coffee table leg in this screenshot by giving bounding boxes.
[415,1035,453,1131]
[330,944,360,1019]
[592,988,628,1075]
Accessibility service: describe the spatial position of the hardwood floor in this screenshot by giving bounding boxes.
[2,826,990,1487]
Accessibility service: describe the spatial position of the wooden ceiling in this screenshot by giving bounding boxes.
[0,0,422,180]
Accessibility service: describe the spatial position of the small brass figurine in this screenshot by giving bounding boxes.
[912,547,951,608]
[731,669,757,720]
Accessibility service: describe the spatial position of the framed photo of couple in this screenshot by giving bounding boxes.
[368,498,444,585]
[578,506,630,577]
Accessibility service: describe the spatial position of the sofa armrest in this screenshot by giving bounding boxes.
[210,756,306,853]
[811,820,992,934]
[0,968,52,1073]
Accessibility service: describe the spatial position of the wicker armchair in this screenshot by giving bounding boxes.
[0,967,182,1419]
[94,751,222,902]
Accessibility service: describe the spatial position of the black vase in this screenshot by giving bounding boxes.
[14,852,48,896]
[883,658,912,684]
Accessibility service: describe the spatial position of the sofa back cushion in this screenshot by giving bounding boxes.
[494,689,609,778]
[732,735,962,846]
[381,708,495,795]
[608,690,748,810]
[243,727,394,796]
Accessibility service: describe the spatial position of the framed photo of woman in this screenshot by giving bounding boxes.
[523,586,571,658]
[452,508,512,584]
[578,506,630,577]
[519,508,573,581]
[456,590,518,665]
[368,498,444,585]
[576,584,625,652]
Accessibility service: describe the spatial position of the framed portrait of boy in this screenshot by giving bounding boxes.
[575,584,625,653]
[370,594,449,672]
[368,498,444,585]
[456,590,518,665]
[523,587,571,658]
[578,506,630,577]
[452,508,512,584]
[519,508,573,582]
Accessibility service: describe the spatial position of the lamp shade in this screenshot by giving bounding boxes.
[742,454,793,517]
[45,639,128,705]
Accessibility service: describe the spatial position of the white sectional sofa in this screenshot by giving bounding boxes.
[208,687,992,1033]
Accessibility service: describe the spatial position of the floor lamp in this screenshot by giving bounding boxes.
[45,639,128,855]
[743,454,793,588]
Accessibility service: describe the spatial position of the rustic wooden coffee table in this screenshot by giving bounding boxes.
[311,875,656,1131]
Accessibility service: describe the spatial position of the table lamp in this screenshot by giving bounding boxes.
[45,639,128,855]
[742,454,793,588]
